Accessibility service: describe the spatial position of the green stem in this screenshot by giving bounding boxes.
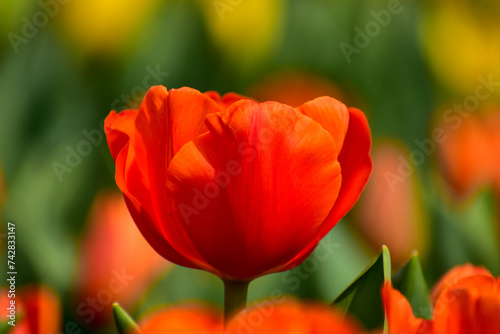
[223,279,250,324]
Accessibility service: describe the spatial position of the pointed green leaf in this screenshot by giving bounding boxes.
[112,303,143,334]
[332,245,391,330]
[392,252,432,319]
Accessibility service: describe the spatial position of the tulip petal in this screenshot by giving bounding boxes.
[105,86,224,271]
[105,109,138,161]
[122,196,199,269]
[329,108,373,223]
[140,306,222,334]
[226,300,365,334]
[382,283,432,334]
[433,275,499,334]
[281,107,372,270]
[105,109,199,269]
[475,294,500,334]
[430,264,491,304]
[105,109,162,257]
[296,96,349,155]
[166,100,342,279]
[134,86,224,270]
[205,91,248,109]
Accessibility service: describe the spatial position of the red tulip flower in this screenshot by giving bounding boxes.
[104,86,372,282]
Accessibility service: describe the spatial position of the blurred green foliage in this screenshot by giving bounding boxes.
[0,0,499,333]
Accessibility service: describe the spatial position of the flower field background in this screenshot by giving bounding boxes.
[0,0,499,333]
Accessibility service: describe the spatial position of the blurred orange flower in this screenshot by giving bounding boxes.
[354,142,427,266]
[73,191,169,327]
[0,284,60,334]
[383,264,500,334]
[226,299,369,334]
[248,71,349,108]
[104,85,372,281]
[138,299,372,334]
[140,305,223,334]
[429,263,491,304]
[436,108,500,199]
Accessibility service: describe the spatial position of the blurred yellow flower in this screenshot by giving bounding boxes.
[57,0,161,56]
[197,0,283,68]
[420,1,500,96]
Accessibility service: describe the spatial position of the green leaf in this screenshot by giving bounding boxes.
[392,252,432,319]
[332,245,391,330]
[112,303,143,334]
[0,320,10,334]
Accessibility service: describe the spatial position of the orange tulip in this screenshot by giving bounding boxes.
[226,299,367,334]
[354,142,427,265]
[383,264,500,334]
[436,110,497,198]
[429,263,491,304]
[382,282,432,334]
[139,305,223,334]
[74,191,169,327]
[433,271,500,334]
[0,285,60,334]
[488,112,500,196]
[138,299,370,334]
[104,85,372,281]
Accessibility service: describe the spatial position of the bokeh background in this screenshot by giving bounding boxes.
[1,0,499,332]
